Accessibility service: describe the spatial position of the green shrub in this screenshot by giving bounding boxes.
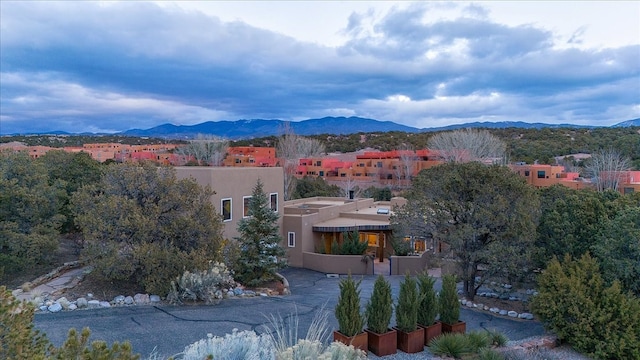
[0,286,53,359]
[365,275,393,334]
[52,328,140,360]
[335,274,364,337]
[395,273,420,332]
[466,331,491,352]
[339,230,368,255]
[417,272,439,327]
[531,253,640,359]
[167,262,236,304]
[478,348,506,360]
[439,274,460,325]
[486,329,509,347]
[428,333,472,358]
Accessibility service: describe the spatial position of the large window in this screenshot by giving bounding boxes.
[287,232,295,247]
[243,196,252,217]
[537,170,546,179]
[221,198,232,222]
[270,193,278,212]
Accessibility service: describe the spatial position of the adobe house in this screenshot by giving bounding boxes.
[282,196,408,274]
[174,166,284,240]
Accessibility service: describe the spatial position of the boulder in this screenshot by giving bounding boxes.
[508,311,518,318]
[48,303,63,313]
[57,297,71,310]
[99,301,111,308]
[68,303,77,310]
[499,310,508,316]
[76,297,88,308]
[87,300,101,308]
[134,293,150,304]
[150,295,161,303]
[124,296,134,305]
[113,295,125,304]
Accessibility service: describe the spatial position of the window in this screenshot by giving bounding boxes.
[315,160,322,166]
[243,196,252,217]
[624,187,635,194]
[287,232,295,247]
[524,170,530,176]
[319,171,324,176]
[377,161,383,168]
[235,158,241,163]
[359,233,379,247]
[270,193,278,212]
[221,198,232,222]
[537,170,546,179]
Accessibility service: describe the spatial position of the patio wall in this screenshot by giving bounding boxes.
[302,252,374,275]
[390,251,430,275]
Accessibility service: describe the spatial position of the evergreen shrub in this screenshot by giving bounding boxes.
[439,274,460,325]
[365,275,393,334]
[395,273,420,332]
[531,253,640,359]
[417,272,439,326]
[335,274,364,337]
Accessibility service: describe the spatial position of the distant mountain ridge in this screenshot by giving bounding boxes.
[122,116,633,139]
[9,116,639,138]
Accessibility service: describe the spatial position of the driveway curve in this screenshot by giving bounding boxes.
[34,267,545,359]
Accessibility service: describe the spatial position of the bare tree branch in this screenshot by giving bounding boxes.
[585,148,631,192]
[276,123,325,200]
[175,134,229,166]
[428,129,506,164]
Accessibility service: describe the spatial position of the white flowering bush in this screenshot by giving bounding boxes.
[167,262,236,304]
[178,329,273,360]
[276,339,365,360]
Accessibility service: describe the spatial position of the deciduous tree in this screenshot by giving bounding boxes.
[276,123,325,200]
[175,134,229,166]
[427,129,506,164]
[585,148,631,192]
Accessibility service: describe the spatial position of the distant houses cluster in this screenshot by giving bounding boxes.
[2,141,639,195]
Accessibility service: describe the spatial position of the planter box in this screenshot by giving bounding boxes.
[333,330,368,354]
[441,321,466,334]
[365,328,397,356]
[393,326,424,354]
[419,321,442,345]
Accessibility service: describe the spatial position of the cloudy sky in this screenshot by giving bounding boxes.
[1,1,639,134]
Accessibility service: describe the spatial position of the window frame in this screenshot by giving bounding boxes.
[270,193,278,212]
[221,198,232,222]
[287,232,295,247]
[243,196,252,218]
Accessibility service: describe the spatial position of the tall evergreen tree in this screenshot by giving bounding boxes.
[234,179,286,286]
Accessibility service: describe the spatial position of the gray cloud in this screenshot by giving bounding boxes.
[0,1,638,134]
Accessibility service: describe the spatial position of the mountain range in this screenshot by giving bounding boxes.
[120,117,640,140]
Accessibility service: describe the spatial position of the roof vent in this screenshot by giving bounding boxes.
[377,208,389,214]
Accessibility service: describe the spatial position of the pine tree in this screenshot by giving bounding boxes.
[234,179,286,287]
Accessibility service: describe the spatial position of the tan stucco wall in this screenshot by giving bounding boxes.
[175,167,284,240]
[302,252,374,275]
[390,251,430,275]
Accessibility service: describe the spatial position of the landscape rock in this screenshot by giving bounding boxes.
[57,297,71,310]
[39,305,48,312]
[150,295,161,303]
[99,301,111,308]
[520,313,535,320]
[48,303,63,312]
[113,295,125,304]
[490,307,500,313]
[124,296,134,305]
[508,311,518,318]
[233,287,243,296]
[68,303,77,310]
[76,297,88,308]
[134,293,150,304]
[499,310,508,316]
[88,300,101,308]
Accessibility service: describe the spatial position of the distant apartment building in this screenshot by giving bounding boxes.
[509,163,581,188]
[222,146,278,167]
[174,166,284,240]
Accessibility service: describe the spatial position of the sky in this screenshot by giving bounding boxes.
[1,1,639,135]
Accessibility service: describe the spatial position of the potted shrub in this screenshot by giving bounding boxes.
[393,273,424,353]
[334,274,368,353]
[364,275,397,356]
[439,274,466,334]
[417,272,442,345]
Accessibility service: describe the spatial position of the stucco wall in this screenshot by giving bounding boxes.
[302,252,374,275]
[390,251,429,275]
